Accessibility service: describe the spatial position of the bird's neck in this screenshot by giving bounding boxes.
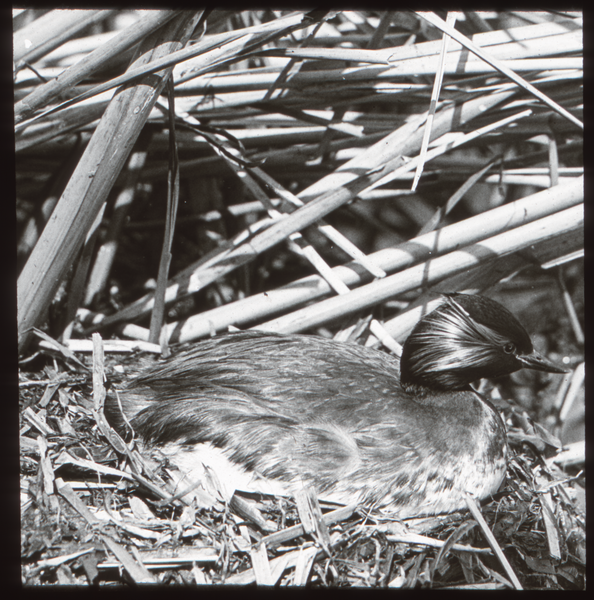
[399,359,475,394]
[400,379,475,401]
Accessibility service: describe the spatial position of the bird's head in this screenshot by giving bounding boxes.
[399,294,568,392]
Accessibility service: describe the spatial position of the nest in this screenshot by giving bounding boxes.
[19,343,584,589]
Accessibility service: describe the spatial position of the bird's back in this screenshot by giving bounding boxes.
[119,331,408,424]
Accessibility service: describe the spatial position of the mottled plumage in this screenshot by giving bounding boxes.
[106,294,566,518]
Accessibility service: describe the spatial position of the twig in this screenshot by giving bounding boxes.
[464,493,523,590]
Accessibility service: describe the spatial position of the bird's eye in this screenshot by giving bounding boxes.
[503,343,516,354]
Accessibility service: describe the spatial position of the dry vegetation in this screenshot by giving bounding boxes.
[17,10,583,588]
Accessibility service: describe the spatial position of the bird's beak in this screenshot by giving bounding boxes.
[518,351,569,374]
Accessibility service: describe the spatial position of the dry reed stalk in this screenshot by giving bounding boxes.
[14,9,115,65]
[110,176,582,343]
[17,12,203,351]
[15,10,181,123]
[257,204,582,334]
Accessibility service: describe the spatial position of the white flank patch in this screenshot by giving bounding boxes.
[150,441,291,506]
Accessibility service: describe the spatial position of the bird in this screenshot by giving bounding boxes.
[105,293,567,518]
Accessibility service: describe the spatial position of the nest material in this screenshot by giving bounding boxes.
[20,354,585,588]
